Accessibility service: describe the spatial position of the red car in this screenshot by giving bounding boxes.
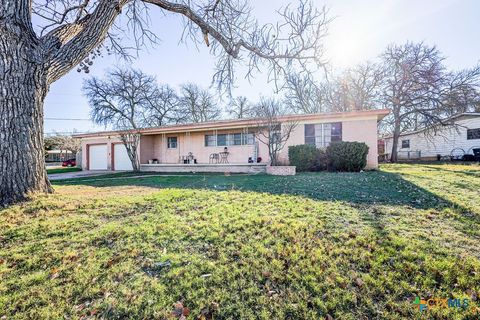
[62,159,76,167]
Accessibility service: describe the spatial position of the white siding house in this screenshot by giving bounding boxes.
[383,113,480,160]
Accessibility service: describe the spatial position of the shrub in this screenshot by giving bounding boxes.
[315,148,328,171]
[326,141,369,172]
[288,145,328,172]
[289,142,369,172]
[288,144,317,172]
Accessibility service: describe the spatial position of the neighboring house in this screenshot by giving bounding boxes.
[74,109,390,173]
[383,113,480,160]
[45,150,74,163]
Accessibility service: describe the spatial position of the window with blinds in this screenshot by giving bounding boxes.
[304,122,342,147]
[205,133,255,146]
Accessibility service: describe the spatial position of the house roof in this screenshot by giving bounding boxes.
[73,109,390,139]
[381,112,480,139]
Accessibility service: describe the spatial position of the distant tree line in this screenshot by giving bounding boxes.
[44,135,81,158]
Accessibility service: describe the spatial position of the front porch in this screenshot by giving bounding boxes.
[140,163,267,174]
[140,128,266,167]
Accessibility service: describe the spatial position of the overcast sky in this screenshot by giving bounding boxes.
[44,0,480,134]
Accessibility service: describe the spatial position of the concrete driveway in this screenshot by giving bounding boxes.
[48,170,112,180]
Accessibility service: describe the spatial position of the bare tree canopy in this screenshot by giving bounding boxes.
[328,62,384,112]
[83,68,159,171]
[179,83,221,123]
[285,62,384,114]
[227,96,254,119]
[284,73,328,114]
[83,68,185,171]
[84,68,156,130]
[1,0,328,206]
[144,85,182,127]
[253,97,297,166]
[30,0,329,89]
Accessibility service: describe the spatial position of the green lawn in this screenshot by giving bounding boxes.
[46,167,82,174]
[1,164,479,319]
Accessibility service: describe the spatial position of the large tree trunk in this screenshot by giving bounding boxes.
[120,132,141,172]
[0,4,52,207]
[390,115,401,163]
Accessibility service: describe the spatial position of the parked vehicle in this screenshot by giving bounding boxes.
[62,159,76,167]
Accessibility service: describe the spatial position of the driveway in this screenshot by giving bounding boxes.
[48,170,112,180]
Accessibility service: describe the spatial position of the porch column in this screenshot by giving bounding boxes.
[161,133,166,164]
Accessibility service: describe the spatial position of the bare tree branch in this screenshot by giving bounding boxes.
[252,97,297,166]
[227,96,254,119]
[178,83,221,123]
[35,0,329,90]
[44,0,126,83]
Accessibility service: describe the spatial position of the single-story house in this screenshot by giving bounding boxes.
[74,109,390,173]
[383,113,480,160]
[45,149,74,163]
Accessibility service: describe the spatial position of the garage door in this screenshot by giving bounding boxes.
[114,144,133,171]
[89,145,108,170]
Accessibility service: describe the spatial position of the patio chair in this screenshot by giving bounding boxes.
[219,151,229,164]
[209,153,219,164]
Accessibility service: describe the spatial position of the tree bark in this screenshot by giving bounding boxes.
[0,3,53,206]
[390,112,401,163]
[120,132,141,172]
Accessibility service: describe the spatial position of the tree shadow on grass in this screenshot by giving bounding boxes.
[54,169,480,240]
[51,170,480,310]
[53,170,454,210]
[422,164,480,178]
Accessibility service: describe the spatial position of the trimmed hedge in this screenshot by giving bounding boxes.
[326,141,369,172]
[288,142,369,172]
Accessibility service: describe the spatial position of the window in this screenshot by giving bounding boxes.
[233,133,242,145]
[217,134,227,146]
[243,133,255,145]
[205,133,255,146]
[401,139,410,149]
[205,135,216,147]
[305,122,342,147]
[467,128,480,140]
[331,122,342,142]
[167,137,177,149]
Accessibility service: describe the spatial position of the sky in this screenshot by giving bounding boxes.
[43,0,480,135]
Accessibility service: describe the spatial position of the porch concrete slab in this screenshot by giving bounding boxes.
[140,163,266,174]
